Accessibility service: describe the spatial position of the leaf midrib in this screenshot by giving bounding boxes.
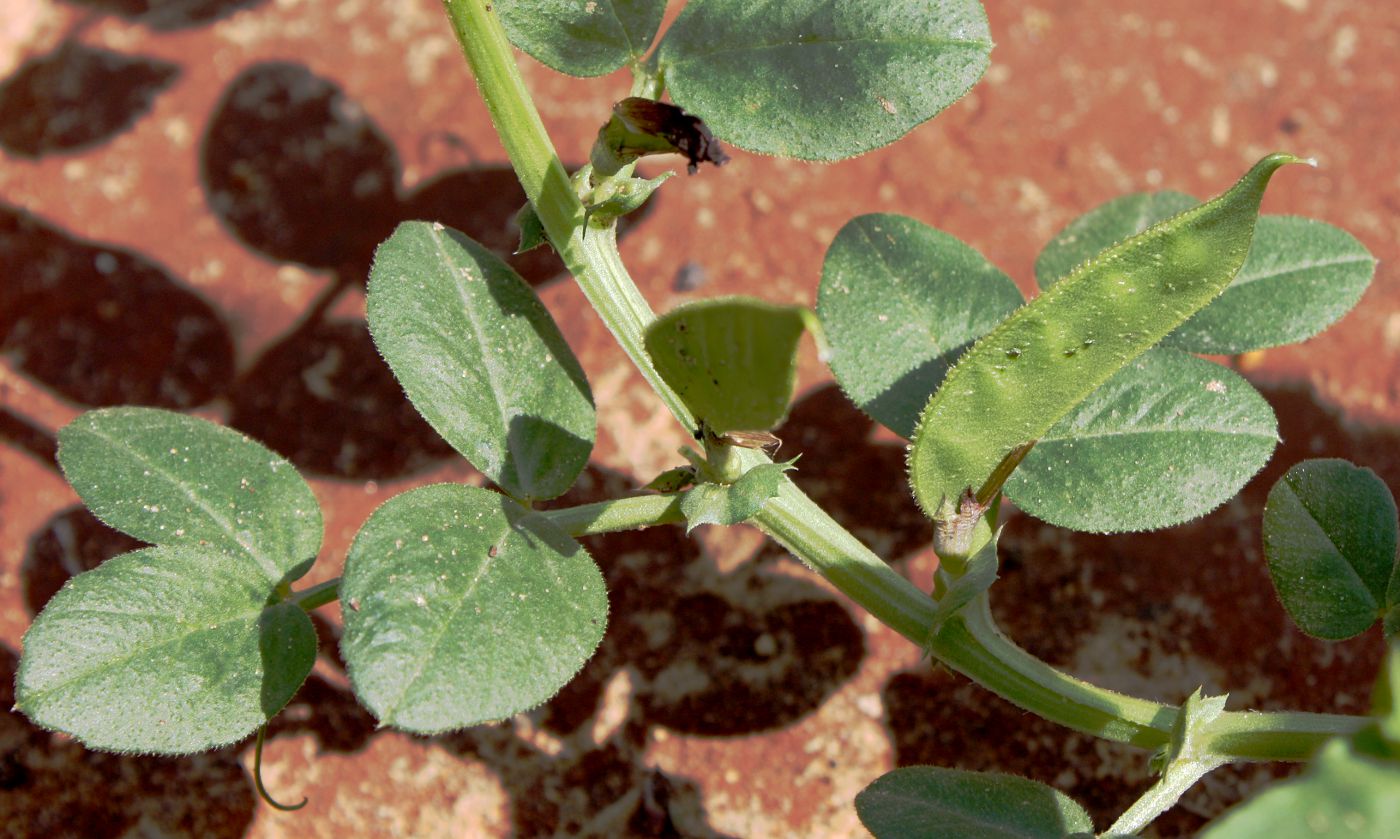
[379,527,502,723]
[1231,252,1374,289]
[428,227,519,492]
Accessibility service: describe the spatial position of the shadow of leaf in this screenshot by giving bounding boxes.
[0,42,179,158]
[0,203,235,408]
[227,318,456,479]
[60,0,268,31]
[201,61,401,274]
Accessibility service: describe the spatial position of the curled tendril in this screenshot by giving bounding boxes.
[254,725,308,811]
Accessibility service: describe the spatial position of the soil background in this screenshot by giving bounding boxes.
[2,1,1398,837]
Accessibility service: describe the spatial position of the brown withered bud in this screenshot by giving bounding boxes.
[593,97,731,176]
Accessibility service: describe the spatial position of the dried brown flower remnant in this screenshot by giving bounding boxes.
[592,97,731,176]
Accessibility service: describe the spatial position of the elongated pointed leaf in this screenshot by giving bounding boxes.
[856,766,1094,839]
[341,484,607,733]
[16,545,317,754]
[1038,195,1374,355]
[497,0,667,77]
[819,213,1023,438]
[657,0,992,161]
[644,297,808,433]
[910,154,1307,519]
[1035,191,1199,291]
[1262,459,1398,640]
[368,221,595,501]
[57,407,322,583]
[1004,349,1277,533]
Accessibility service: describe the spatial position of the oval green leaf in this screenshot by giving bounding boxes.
[496,0,666,78]
[1262,459,1398,640]
[368,221,595,502]
[657,0,992,161]
[1201,739,1400,838]
[340,484,607,733]
[1164,216,1377,354]
[57,407,322,583]
[910,154,1307,519]
[643,296,808,433]
[1004,349,1278,533]
[16,545,317,754]
[819,213,1023,438]
[856,766,1094,839]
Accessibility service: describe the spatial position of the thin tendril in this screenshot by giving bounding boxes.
[253,725,308,811]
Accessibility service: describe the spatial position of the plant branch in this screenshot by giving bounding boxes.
[441,0,695,431]
[542,492,685,536]
[439,0,1367,764]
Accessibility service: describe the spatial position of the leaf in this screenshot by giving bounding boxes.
[0,42,179,158]
[819,214,1024,438]
[1201,739,1400,838]
[340,484,607,733]
[1262,459,1398,640]
[16,544,317,754]
[909,154,1307,520]
[367,221,596,501]
[496,0,667,78]
[657,0,992,161]
[1035,191,1199,291]
[1164,216,1377,354]
[1004,348,1278,533]
[679,460,797,533]
[1037,196,1376,355]
[644,297,809,433]
[644,465,697,493]
[855,766,1094,839]
[514,201,549,254]
[57,408,323,583]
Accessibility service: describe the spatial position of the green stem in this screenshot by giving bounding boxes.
[541,492,685,536]
[441,0,694,431]
[438,0,1366,764]
[291,578,340,612]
